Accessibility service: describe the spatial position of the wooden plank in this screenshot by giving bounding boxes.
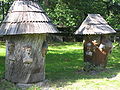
[75,14,116,35]
[3,12,50,23]
[0,0,58,35]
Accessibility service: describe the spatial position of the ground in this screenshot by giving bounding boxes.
[0,42,120,90]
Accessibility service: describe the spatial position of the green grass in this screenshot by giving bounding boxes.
[0,42,5,79]
[0,42,120,90]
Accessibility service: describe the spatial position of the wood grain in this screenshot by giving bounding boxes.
[0,0,59,36]
[75,14,116,35]
[5,34,47,84]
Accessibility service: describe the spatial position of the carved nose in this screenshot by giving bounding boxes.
[28,53,31,55]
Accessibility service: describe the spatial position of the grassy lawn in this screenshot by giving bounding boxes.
[0,42,120,90]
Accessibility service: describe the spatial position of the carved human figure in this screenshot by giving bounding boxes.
[7,41,15,60]
[92,36,113,67]
[99,36,113,53]
[22,45,33,64]
[84,36,113,67]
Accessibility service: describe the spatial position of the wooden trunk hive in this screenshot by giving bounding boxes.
[0,0,59,83]
[6,35,46,83]
[75,14,116,67]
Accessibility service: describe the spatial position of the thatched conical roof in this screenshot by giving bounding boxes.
[0,0,59,36]
[75,14,116,35]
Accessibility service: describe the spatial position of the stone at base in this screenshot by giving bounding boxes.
[16,80,48,89]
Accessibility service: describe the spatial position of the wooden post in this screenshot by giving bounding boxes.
[5,34,47,84]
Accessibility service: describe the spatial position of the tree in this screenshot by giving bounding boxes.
[102,0,120,29]
[1,0,120,32]
[40,0,110,32]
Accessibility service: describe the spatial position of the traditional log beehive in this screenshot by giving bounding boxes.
[0,0,59,83]
[75,14,116,68]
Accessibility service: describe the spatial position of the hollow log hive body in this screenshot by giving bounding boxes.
[84,36,112,67]
[5,34,46,83]
[75,14,116,68]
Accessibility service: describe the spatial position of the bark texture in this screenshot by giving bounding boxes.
[5,34,46,84]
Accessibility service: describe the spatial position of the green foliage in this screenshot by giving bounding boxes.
[102,0,120,29]
[0,0,13,22]
[107,15,120,29]
[27,85,41,90]
[40,0,120,32]
[0,0,119,32]
[0,42,5,79]
[46,0,76,27]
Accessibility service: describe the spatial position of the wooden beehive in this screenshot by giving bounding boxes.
[75,14,116,67]
[0,0,59,83]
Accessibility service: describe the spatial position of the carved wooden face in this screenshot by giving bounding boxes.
[8,42,15,55]
[22,46,33,64]
[7,41,15,60]
[23,46,32,56]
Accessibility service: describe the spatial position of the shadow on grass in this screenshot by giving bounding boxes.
[45,46,120,87]
[49,42,83,47]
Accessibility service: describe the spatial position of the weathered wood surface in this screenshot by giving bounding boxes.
[75,14,116,35]
[0,22,58,35]
[0,0,59,36]
[8,0,43,13]
[5,34,47,83]
[84,36,112,67]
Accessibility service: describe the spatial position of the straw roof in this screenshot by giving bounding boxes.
[0,0,59,36]
[75,14,116,35]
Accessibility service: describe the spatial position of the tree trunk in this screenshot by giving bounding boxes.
[5,34,47,84]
